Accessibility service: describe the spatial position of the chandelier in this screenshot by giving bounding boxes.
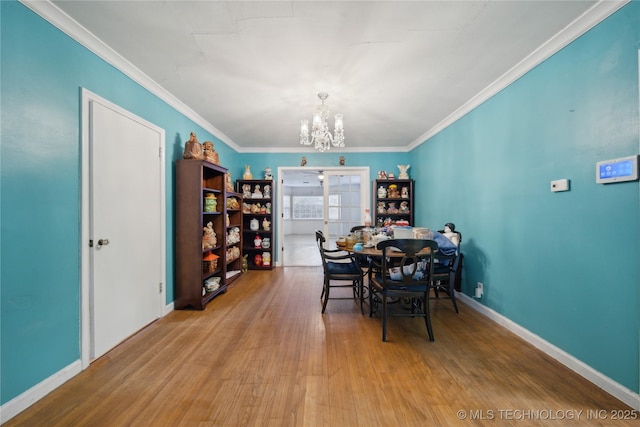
[299,92,344,152]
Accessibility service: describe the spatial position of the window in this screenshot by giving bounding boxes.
[292,196,323,219]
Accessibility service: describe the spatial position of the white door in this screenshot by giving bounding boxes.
[88,97,164,360]
[277,167,369,265]
[322,170,370,243]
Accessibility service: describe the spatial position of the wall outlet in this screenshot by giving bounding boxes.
[475,282,484,298]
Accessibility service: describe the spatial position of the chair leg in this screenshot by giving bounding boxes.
[450,285,459,313]
[382,294,388,342]
[321,279,330,313]
[359,278,364,315]
[423,292,434,342]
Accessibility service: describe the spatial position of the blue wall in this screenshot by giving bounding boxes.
[411,3,639,392]
[1,0,638,410]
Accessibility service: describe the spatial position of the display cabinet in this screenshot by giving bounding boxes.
[373,179,414,227]
[236,179,274,270]
[225,184,244,284]
[175,160,242,310]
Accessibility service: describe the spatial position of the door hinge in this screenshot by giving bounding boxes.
[89,239,93,247]
[159,147,163,158]
[159,282,163,293]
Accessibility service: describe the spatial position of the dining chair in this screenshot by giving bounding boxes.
[431,252,462,313]
[437,225,463,292]
[315,230,365,314]
[369,238,438,342]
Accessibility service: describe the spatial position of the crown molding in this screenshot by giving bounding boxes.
[407,0,630,151]
[21,0,628,154]
[20,0,242,152]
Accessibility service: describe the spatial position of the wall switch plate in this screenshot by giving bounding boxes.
[550,178,570,192]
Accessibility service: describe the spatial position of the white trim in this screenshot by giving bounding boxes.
[0,360,82,423]
[20,0,629,153]
[406,0,630,150]
[20,0,240,152]
[457,292,640,411]
[164,302,175,316]
[276,166,370,266]
[80,88,167,367]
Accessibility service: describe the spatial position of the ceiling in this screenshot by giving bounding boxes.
[42,1,621,153]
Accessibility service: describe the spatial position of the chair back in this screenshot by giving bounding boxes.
[377,239,437,288]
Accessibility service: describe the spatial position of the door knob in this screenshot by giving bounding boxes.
[97,238,110,248]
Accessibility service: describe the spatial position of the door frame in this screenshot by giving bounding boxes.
[80,88,166,368]
[277,166,370,266]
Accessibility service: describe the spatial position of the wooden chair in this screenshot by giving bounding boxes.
[431,252,462,313]
[315,230,365,314]
[369,239,438,342]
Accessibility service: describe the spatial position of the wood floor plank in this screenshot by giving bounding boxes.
[5,267,636,426]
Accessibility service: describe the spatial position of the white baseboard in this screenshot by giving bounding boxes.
[457,292,640,410]
[2,306,174,424]
[1,359,82,423]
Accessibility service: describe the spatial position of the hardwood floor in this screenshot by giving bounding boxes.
[6,268,635,426]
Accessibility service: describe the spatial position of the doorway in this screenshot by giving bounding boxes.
[80,89,166,366]
[277,167,370,267]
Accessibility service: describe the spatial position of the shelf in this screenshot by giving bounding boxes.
[176,160,244,310]
[237,179,274,270]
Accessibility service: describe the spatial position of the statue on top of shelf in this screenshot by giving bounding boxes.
[183,132,203,160]
[203,141,220,165]
[398,164,410,179]
[243,165,253,180]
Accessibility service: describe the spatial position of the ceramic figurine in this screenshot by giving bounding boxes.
[250,218,259,231]
[377,185,387,198]
[377,170,388,179]
[398,164,410,179]
[242,184,252,199]
[339,156,345,166]
[183,132,203,160]
[225,173,234,192]
[254,233,262,248]
[203,141,220,164]
[241,255,249,273]
[262,218,270,231]
[243,165,253,180]
[252,185,263,198]
[262,252,271,266]
[263,185,271,199]
[400,201,409,213]
[202,222,217,250]
[401,186,409,198]
[264,167,272,180]
[377,201,386,214]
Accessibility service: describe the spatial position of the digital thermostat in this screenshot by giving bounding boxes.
[596,155,639,184]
